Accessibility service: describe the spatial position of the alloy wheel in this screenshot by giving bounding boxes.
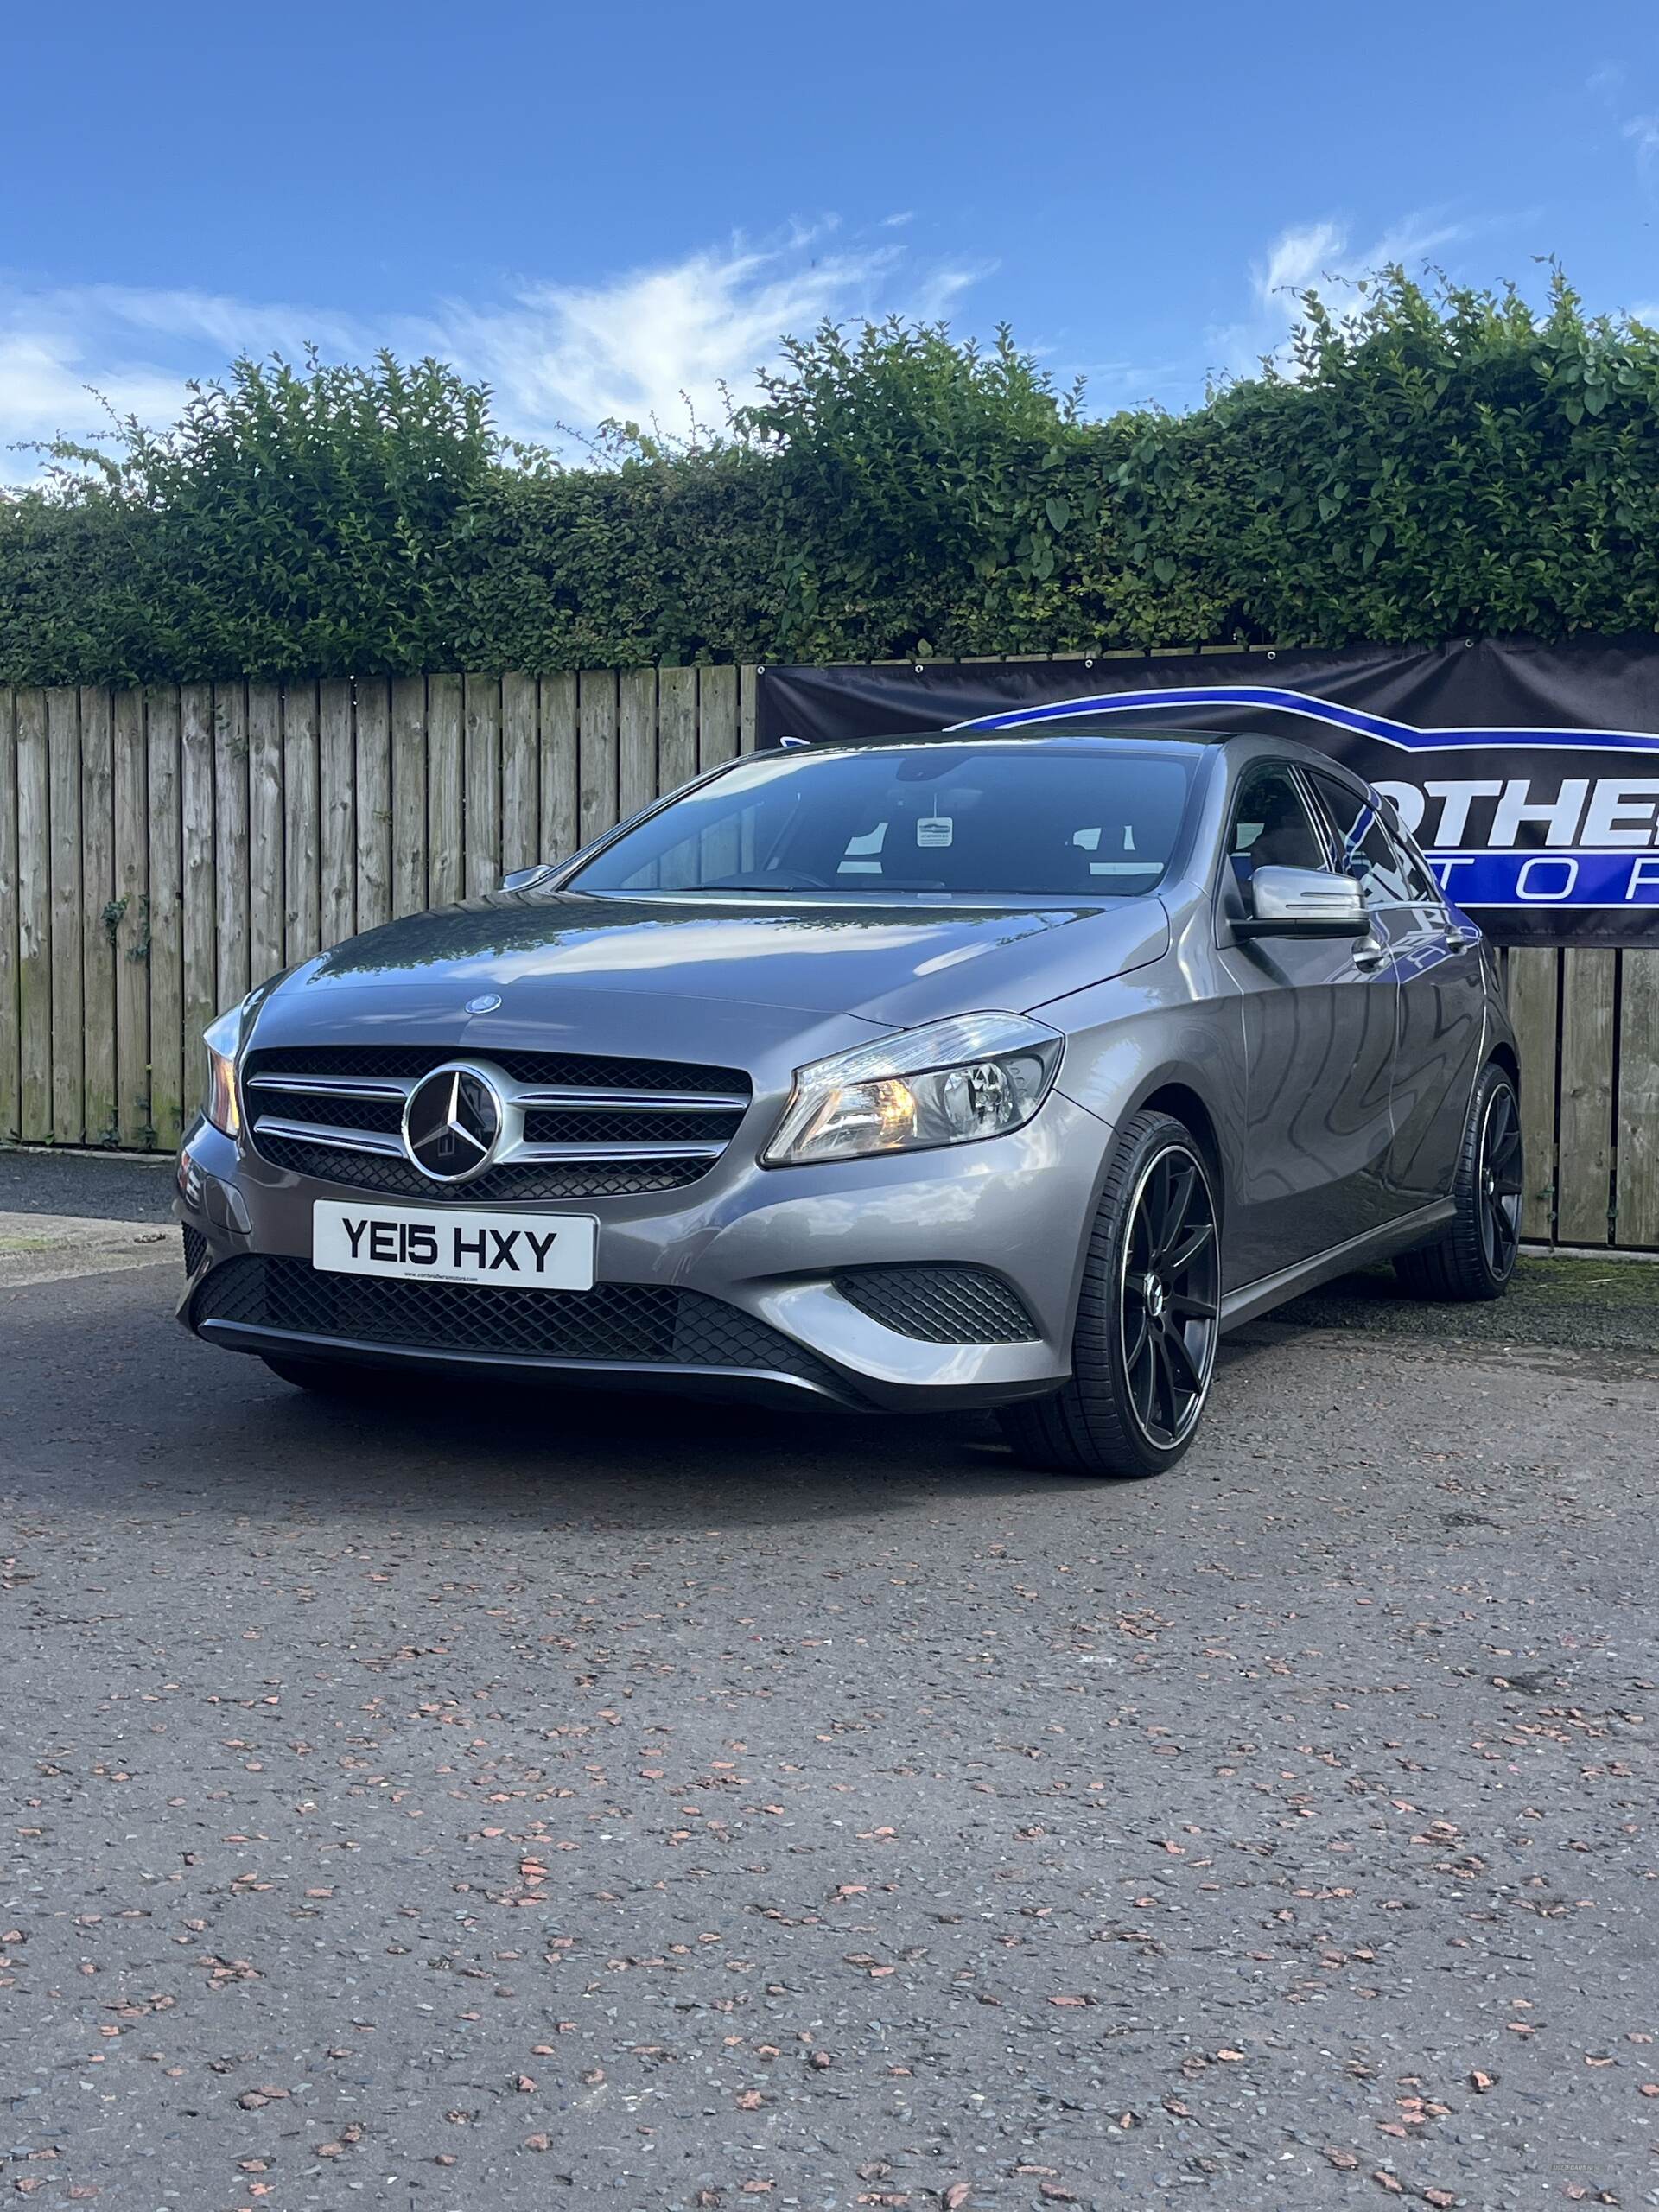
[1478,1081,1522,1280]
[1119,1142,1221,1448]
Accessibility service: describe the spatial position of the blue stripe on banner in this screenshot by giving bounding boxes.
[952,685,1659,755]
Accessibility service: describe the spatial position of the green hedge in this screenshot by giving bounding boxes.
[3,270,1658,685]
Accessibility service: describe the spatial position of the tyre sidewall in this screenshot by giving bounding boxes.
[1074,1115,1220,1477]
[1463,1065,1521,1292]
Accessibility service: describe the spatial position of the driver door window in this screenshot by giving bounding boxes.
[1306,772,1414,907]
[1228,764,1327,884]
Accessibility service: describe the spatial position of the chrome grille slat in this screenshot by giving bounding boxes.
[512,1086,747,1113]
[248,1072,416,1101]
[254,1115,407,1157]
[515,1140,726,1164]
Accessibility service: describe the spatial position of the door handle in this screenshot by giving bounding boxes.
[1351,935,1388,971]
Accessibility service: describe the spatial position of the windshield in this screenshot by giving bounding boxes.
[568,743,1194,901]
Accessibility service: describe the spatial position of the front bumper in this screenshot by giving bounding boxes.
[175,1094,1113,1411]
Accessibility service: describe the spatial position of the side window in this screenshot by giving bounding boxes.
[1307,772,1412,905]
[1380,810,1442,906]
[1228,764,1327,880]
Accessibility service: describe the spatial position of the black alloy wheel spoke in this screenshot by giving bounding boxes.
[1152,1161,1195,1266]
[1162,1325,1204,1397]
[1128,1331,1157,1430]
[1153,1335,1179,1434]
[1166,1220,1215,1274]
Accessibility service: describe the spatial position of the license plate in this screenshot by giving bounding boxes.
[312,1201,597,1290]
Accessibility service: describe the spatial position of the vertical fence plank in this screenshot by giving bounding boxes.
[617,668,658,822]
[180,683,217,1110]
[283,679,321,965]
[539,674,579,861]
[501,671,540,874]
[79,686,116,1146]
[119,691,157,1147]
[356,679,392,932]
[427,674,462,906]
[738,664,759,755]
[697,664,738,774]
[143,687,181,1147]
[1557,946,1617,1244]
[657,664,696,794]
[0,690,17,1141]
[1507,947,1560,1242]
[16,691,50,1141]
[214,683,251,1012]
[390,676,428,919]
[1617,950,1659,1249]
[246,683,284,982]
[463,674,502,896]
[47,688,84,1142]
[319,678,356,947]
[577,670,619,846]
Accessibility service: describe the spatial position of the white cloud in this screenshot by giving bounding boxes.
[1209,212,1471,384]
[1624,112,1659,184]
[0,226,989,483]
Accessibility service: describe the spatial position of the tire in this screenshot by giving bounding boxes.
[998,1112,1222,1479]
[1394,1061,1522,1302]
[259,1353,402,1397]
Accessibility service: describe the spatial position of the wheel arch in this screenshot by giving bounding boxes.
[1134,1081,1226,1223]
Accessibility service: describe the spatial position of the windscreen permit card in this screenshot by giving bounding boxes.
[916,816,954,849]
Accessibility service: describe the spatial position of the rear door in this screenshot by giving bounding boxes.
[1217,760,1400,1284]
[1305,772,1486,1211]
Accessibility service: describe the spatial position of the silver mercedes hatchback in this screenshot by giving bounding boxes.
[176,726,1521,1478]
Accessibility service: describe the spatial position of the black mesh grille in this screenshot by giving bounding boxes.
[194,1255,852,1395]
[246,1087,404,1135]
[251,1135,708,1201]
[181,1225,207,1275]
[832,1265,1039,1344]
[521,1106,744,1147]
[245,1044,749,1094]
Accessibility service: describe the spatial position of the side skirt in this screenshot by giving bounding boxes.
[1218,1199,1456,1333]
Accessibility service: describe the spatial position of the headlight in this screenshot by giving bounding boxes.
[201,1007,244,1138]
[762,1013,1064,1167]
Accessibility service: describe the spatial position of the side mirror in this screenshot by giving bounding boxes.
[501,862,558,894]
[1236,864,1368,939]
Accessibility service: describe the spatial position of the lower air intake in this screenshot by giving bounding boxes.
[832,1264,1039,1344]
[193,1255,855,1397]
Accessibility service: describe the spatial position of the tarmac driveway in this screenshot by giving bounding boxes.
[0,1168,1655,2210]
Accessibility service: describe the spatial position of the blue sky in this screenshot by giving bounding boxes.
[4,0,1658,479]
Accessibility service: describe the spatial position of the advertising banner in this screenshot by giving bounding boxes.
[757,641,1659,945]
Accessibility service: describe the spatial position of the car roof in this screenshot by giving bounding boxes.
[777,724,1230,755]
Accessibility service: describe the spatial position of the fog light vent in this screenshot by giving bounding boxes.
[832,1265,1039,1344]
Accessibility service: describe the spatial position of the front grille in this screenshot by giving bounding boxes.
[241,1043,751,1204]
[193,1255,853,1395]
[181,1225,207,1275]
[832,1264,1039,1344]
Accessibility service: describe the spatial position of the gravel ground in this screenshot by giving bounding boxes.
[1,1236,1656,2211]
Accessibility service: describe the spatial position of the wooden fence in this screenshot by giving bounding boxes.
[0,670,1655,1249]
